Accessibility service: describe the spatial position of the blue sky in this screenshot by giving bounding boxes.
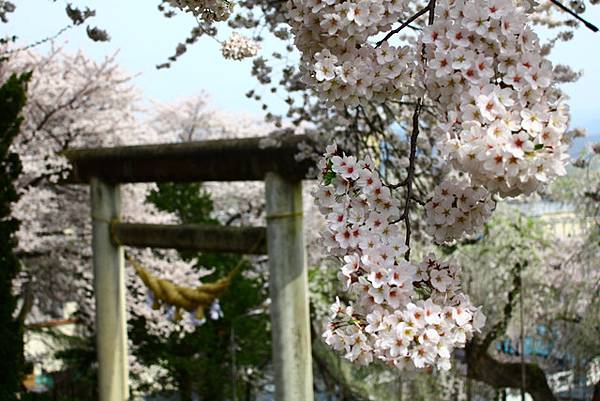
[2,0,599,138]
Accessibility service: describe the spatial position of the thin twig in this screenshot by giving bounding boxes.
[549,0,599,32]
[403,99,422,260]
[411,195,425,206]
[0,25,74,56]
[376,3,432,48]
[400,0,436,260]
[386,178,408,190]
[401,21,422,32]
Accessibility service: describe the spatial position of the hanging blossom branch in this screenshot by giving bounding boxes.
[289,0,573,373]
[313,145,486,371]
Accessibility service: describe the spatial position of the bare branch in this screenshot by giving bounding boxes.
[466,341,558,401]
[376,2,432,48]
[411,195,425,206]
[549,0,599,32]
[0,25,74,56]
[397,1,436,260]
[402,99,422,260]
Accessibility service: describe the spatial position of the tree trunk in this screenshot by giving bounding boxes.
[591,379,600,401]
[179,372,194,401]
[466,358,472,401]
[465,341,558,401]
[244,380,252,401]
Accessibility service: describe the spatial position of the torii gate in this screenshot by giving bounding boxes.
[65,135,315,401]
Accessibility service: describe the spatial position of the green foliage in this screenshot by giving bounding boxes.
[323,159,335,185]
[0,72,30,401]
[147,183,216,225]
[133,183,271,401]
[323,170,336,186]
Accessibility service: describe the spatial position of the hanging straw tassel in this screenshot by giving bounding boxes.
[127,254,241,322]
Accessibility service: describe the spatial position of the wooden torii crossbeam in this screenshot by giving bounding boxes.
[64,135,314,401]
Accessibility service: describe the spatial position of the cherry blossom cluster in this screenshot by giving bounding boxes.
[421,0,569,196]
[166,0,234,22]
[287,0,416,108]
[287,0,570,197]
[424,177,495,244]
[221,32,260,61]
[314,146,485,370]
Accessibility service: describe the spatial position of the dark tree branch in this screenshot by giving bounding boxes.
[428,0,437,25]
[549,0,599,32]
[397,1,436,259]
[25,318,78,330]
[466,341,558,401]
[16,247,90,260]
[402,99,422,260]
[411,195,425,206]
[23,165,71,190]
[386,178,407,189]
[0,24,75,56]
[376,2,433,48]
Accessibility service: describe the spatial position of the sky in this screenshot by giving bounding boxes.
[2,0,600,139]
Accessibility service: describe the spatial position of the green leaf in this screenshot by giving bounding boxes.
[323,170,336,186]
